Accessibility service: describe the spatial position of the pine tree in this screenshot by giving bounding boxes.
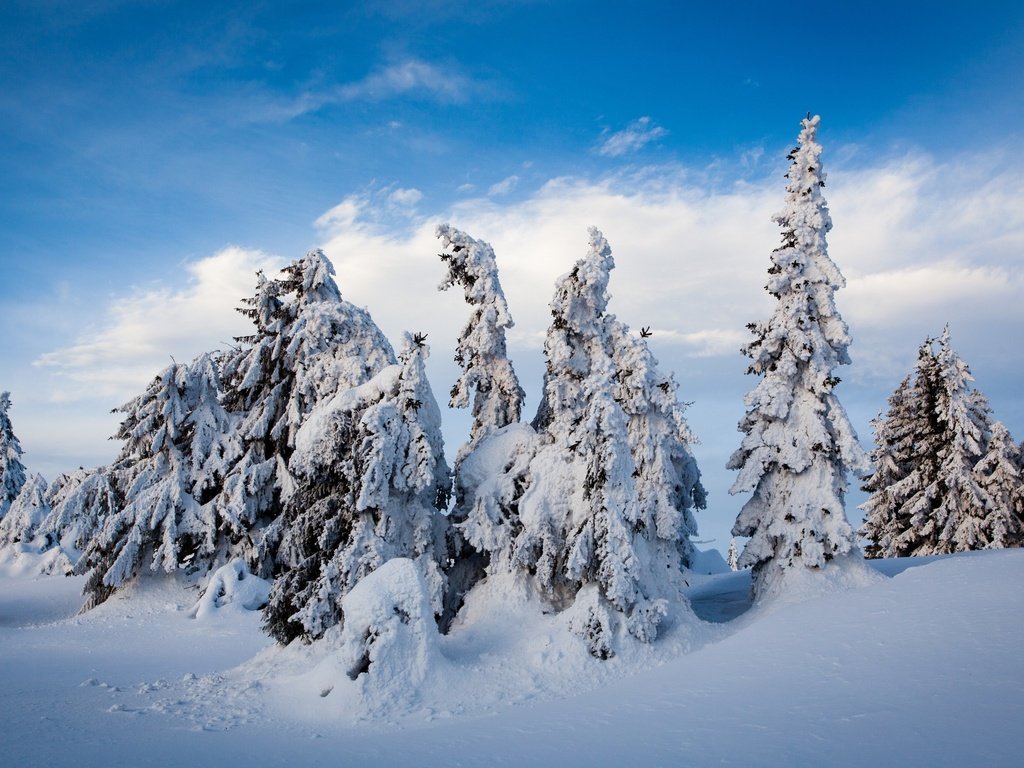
[0,473,49,549]
[73,353,237,608]
[436,224,526,621]
[437,224,524,461]
[926,327,995,553]
[217,249,396,574]
[860,330,1018,556]
[859,361,942,559]
[728,115,868,598]
[972,421,1024,548]
[262,333,451,644]
[464,228,704,656]
[0,392,28,521]
[727,538,739,571]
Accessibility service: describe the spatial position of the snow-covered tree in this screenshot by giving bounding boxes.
[727,538,739,571]
[217,250,396,573]
[859,366,936,559]
[972,421,1024,548]
[436,224,526,621]
[0,473,49,549]
[437,224,524,461]
[463,228,704,656]
[0,392,28,521]
[860,329,1018,556]
[262,333,451,644]
[73,353,237,608]
[38,467,119,571]
[728,115,868,599]
[925,327,996,553]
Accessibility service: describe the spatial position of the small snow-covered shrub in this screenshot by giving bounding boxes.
[190,559,271,619]
[337,558,442,711]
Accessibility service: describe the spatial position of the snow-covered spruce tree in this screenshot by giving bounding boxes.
[0,473,48,549]
[467,228,704,657]
[217,250,397,575]
[924,327,996,553]
[859,370,931,559]
[437,224,525,462]
[73,353,237,609]
[36,467,119,572]
[0,392,28,521]
[728,115,868,599]
[727,538,739,571]
[436,224,526,620]
[972,421,1024,548]
[262,333,451,644]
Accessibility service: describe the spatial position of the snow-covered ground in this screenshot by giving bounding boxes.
[1,550,1021,767]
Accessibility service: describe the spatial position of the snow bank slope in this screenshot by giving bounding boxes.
[0,550,1021,767]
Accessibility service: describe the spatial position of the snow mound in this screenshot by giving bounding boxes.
[190,559,271,619]
[335,558,443,714]
[752,552,887,611]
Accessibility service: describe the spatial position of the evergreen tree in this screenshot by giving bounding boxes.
[926,327,995,553]
[464,228,705,656]
[972,421,1024,548]
[859,358,943,559]
[0,392,28,521]
[0,473,48,548]
[73,353,237,608]
[436,224,526,621]
[217,250,396,574]
[860,330,1020,556]
[728,115,868,598]
[437,224,524,462]
[727,538,739,571]
[262,333,451,644]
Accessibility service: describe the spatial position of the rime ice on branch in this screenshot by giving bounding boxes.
[728,115,867,598]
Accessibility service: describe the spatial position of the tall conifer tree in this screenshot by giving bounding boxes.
[728,115,868,598]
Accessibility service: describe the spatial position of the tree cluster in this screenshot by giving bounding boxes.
[860,329,1024,556]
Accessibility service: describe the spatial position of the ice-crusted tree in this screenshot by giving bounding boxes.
[262,333,451,644]
[464,228,704,657]
[859,334,1004,557]
[73,353,237,609]
[218,250,396,574]
[728,115,868,599]
[0,473,49,549]
[0,392,28,521]
[925,327,996,553]
[727,538,739,571]
[437,224,524,461]
[859,368,934,559]
[972,421,1024,548]
[436,224,526,618]
[36,468,120,570]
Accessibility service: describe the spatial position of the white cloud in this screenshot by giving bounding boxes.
[36,246,283,402]
[336,59,474,103]
[597,117,668,157]
[487,175,519,197]
[389,187,424,207]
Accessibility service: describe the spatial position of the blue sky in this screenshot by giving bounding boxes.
[2,0,1023,551]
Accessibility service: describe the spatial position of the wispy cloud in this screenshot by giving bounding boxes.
[487,175,519,197]
[259,58,491,121]
[389,187,423,207]
[597,117,668,157]
[36,247,283,402]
